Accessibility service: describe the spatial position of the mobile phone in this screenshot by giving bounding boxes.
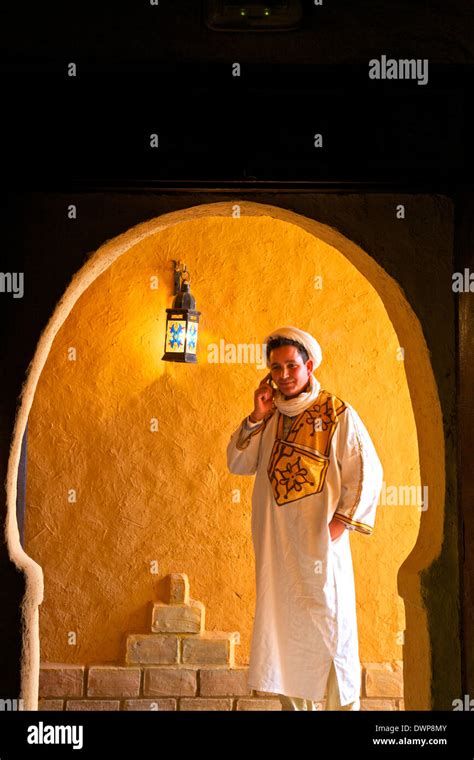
[266,374,277,390]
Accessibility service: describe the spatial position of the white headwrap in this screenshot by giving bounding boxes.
[264,326,322,371]
[263,326,323,416]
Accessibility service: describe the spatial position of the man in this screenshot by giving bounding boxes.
[226,326,383,711]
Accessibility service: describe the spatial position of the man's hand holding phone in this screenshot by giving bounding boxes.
[249,372,276,422]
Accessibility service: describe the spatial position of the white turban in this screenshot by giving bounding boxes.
[263,326,323,371]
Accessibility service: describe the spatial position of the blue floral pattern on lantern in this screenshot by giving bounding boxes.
[187,323,198,350]
[169,322,185,349]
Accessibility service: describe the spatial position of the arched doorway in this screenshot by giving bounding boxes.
[5,201,444,710]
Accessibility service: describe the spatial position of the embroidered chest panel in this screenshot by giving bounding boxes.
[267,390,346,506]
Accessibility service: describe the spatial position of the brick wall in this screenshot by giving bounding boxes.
[38,574,404,711]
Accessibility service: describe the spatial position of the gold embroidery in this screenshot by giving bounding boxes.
[333,512,372,535]
[267,390,346,506]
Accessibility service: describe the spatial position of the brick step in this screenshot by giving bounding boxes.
[38,696,405,711]
[38,662,405,710]
[126,631,240,666]
[151,599,205,634]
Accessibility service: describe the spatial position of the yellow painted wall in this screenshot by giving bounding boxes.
[25,216,421,667]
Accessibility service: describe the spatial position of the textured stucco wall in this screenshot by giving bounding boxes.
[24,215,421,671]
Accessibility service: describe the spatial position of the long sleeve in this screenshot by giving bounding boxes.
[333,404,383,535]
[226,415,267,476]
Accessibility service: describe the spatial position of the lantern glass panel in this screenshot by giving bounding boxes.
[165,318,187,353]
[186,320,199,354]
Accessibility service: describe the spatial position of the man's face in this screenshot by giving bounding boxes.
[269,345,313,398]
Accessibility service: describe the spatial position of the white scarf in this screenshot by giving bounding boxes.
[272,372,321,417]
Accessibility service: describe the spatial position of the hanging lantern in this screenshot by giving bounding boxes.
[162,261,201,363]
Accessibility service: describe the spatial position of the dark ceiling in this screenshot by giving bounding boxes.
[1,0,473,65]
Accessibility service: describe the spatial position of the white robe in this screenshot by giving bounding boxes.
[226,395,383,705]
